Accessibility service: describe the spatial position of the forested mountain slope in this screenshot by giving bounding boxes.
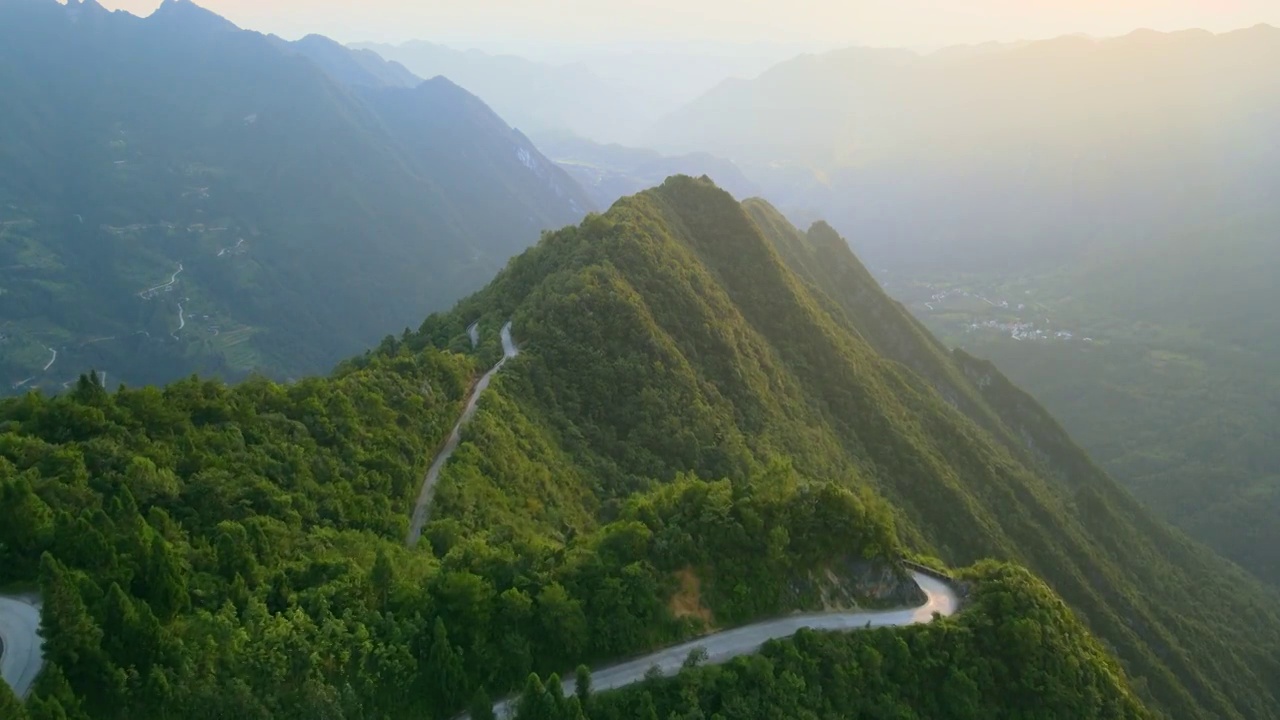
[0,176,1275,719]
[648,23,1280,592]
[414,176,1280,720]
[585,563,1148,720]
[0,0,591,392]
[901,204,1280,587]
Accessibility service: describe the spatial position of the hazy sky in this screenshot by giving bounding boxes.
[98,0,1280,49]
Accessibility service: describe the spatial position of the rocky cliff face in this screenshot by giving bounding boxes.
[793,559,927,611]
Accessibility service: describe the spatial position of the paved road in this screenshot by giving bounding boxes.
[0,595,42,699]
[140,262,183,298]
[467,322,480,349]
[406,322,518,546]
[486,571,959,718]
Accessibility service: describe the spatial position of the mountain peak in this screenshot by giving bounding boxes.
[64,0,109,19]
[149,0,237,32]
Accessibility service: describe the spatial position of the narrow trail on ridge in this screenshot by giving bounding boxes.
[406,321,518,547]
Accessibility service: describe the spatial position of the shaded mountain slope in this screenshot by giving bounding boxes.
[351,40,655,143]
[284,33,421,89]
[414,176,1280,720]
[0,0,591,391]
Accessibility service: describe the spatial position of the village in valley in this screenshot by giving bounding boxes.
[920,288,1095,343]
[876,271,1104,349]
[0,177,261,392]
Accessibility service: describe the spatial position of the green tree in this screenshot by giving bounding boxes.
[38,554,109,699]
[423,618,467,719]
[469,687,497,720]
[214,521,259,584]
[143,535,187,622]
[0,475,54,579]
[514,674,553,720]
[0,678,29,720]
[371,547,395,609]
[574,665,592,707]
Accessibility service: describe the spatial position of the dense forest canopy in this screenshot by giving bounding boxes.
[519,563,1149,720]
[0,357,914,717]
[3,177,1280,720]
[411,176,1280,719]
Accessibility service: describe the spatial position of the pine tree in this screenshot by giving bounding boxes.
[565,696,588,720]
[26,696,69,720]
[38,554,107,694]
[514,674,549,720]
[424,618,466,720]
[0,678,30,720]
[546,674,569,717]
[144,535,187,622]
[371,547,394,609]
[102,583,140,667]
[469,687,497,720]
[29,663,86,720]
[0,476,54,579]
[574,664,592,708]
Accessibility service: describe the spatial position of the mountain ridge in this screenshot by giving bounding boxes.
[412,176,1280,720]
[0,176,1274,720]
[0,0,593,391]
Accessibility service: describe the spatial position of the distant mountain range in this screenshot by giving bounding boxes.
[650,25,1280,269]
[350,40,655,143]
[351,40,801,146]
[0,0,592,391]
[530,130,760,208]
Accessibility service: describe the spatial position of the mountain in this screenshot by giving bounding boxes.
[648,26,1280,589]
[0,176,1203,720]
[411,177,1280,719]
[531,130,760,208]
[0,0,592,393]
[351,40,658,143]
[282,34,421,89]
[899,202,1280,587]
[649,26,1280,269]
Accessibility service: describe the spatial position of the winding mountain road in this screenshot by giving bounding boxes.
[482,572,959,718]
[406,322,519,546]
[140,262,183,298]
[400,322,963,717]
[0,595,42,699]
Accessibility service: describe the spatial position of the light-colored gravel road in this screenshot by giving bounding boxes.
[406,322,518,546]
[0,595,42,699]
[487,571,959,718]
